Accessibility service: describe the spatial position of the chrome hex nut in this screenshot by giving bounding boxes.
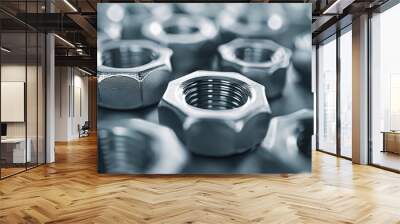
[177,3,227,21]
[292,33,312,89]
[121,3,173,39]
[218,38,292,99]
[217,4,288,41]
[158,70,272,157]
[98,40,173,110]
[142,14,219,77]
[97,4,125,40]
[98,118,188,174]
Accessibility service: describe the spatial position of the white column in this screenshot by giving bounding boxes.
[45,0,56,163]
[352,14,369,164]
[46,33,55,163]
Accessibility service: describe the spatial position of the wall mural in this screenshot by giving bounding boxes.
[97,3,313,174]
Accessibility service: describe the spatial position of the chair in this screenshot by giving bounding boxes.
[79,121,90,138]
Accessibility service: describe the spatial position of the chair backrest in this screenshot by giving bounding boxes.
[82,121,90,129]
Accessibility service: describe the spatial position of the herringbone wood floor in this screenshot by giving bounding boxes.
[1,135,400,224]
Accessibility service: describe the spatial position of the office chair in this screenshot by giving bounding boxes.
[79,121,90,138]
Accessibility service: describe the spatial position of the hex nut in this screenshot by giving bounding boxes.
[158,70,272,157]
[218,38,292,99]
[121,3,173,39]
[97,4,125,40]
[292,33,312,88]
[98,119,188,174]
[259,109,313,166]
[142,14,218,77]
[98,40,173,110]
[177,3,226,21]
[217,4,288,41]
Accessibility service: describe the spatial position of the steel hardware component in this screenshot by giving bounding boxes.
[97,31,115,55]
[283,4,312,25]
[98,4,125,40]
[238,109,313,173]
[98,119,188,174]
[261,109,313,162]
[142,14,218,77]
[158,70,271,157]
[218,38,292,99]
[292,33,312,89]
[217,3,288,42]
[177,3,226,21]
[97,40,173,110]
[122,3,173,40]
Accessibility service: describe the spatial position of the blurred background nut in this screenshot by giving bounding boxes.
[292,33,312,89]
[142,14,218,77]
[98,119,188,174]
[217,4,288,43]
[260,109,313,167]
[98,40,173,110]
[218,38,292,99]
[121,3,173,40]
[283,4,312,26]
[158,71,272,157]
[97,31,116,56]
[97,4,125,40]
[238,109,313,173]
[176,3,226,21]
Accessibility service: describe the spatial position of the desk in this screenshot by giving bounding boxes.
[382,131,400,154]
[1,138,31,163]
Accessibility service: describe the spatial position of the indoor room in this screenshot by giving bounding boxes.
[0,1,399,223]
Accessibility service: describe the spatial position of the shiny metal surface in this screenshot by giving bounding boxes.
[218,38,292,99]
[177,3,227,21]
[238,109,313,173]
[158,71,271,157]
[98,40,173,110]
[292,33,312,88]
[142,14,218,77]
[97,4,125,40]
[97,3,313,174]
[217,4,288,42]
[122,4,173,39]
[98,68,313,173]
[98,119,188,174]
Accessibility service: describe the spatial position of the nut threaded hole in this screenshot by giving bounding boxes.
[102,46,159,68]
[183,78,251,110]
[164,24,200,34]
[234,47,274,63]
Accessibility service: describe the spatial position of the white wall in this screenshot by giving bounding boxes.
[1,65,26,138]
[54,67,89,141]
[1,64,40,137]
[1,63,46,163]
[55,66,69,141]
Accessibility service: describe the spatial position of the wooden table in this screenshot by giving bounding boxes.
[382,131,400,154]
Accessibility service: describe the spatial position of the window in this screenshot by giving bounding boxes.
[339,28,352,158]
[370,3,400,171]
[317,36,337,154]
[0,1,47,179]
